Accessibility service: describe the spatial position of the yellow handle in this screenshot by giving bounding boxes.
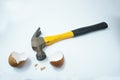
[44,31,74,46]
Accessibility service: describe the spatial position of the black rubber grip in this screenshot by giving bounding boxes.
[72,22,108,37]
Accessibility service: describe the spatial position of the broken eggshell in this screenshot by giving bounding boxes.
[50,51,64,67]
[8,51,28,67]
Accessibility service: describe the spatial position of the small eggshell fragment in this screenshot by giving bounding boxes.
[8,51,28,67]
[50,51,64,67]
[40,66,46,71]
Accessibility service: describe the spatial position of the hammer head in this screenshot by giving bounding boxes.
[31,27,46,60]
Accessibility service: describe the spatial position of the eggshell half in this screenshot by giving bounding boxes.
[50,51,64,67]
[8,51,28,67]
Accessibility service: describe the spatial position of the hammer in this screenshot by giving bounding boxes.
[31,22,108,61]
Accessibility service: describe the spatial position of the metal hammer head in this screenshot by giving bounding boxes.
[31,27,46,61]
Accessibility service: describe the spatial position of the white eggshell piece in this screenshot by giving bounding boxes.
[11,51,28,64]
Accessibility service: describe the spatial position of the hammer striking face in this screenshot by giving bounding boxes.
[31,22,108,61]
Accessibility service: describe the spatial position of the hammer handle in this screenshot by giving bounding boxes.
[72,22,108,37]
[44,22,108,46]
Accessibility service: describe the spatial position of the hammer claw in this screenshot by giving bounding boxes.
[32,27,41,39]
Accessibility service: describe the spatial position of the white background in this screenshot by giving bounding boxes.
[0,0,120,80]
